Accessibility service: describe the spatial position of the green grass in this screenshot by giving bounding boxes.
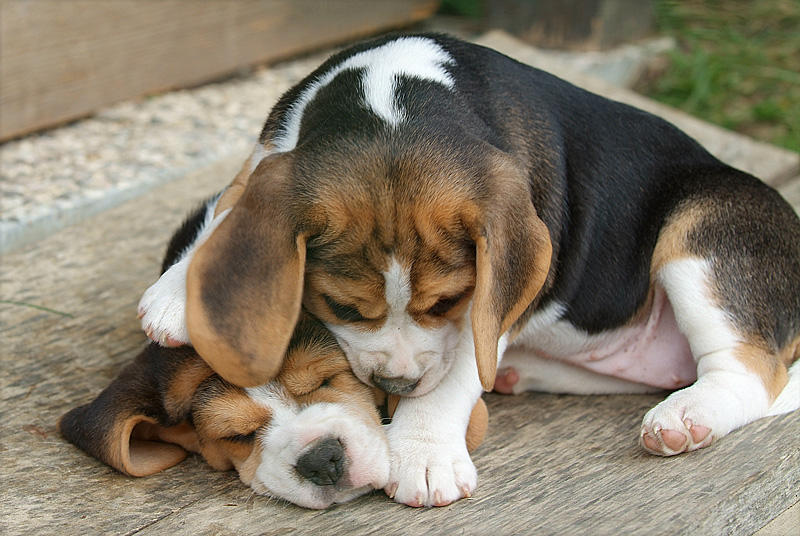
[639,0,800,152]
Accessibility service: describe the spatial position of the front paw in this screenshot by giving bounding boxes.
[385,436,477,507]
[137,261,190,347]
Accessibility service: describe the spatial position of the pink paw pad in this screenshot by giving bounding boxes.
[659,429,688,451]
[685,419,711,444]
[640,419,714,456]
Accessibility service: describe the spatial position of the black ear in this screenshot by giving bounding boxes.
[59,344,213,476]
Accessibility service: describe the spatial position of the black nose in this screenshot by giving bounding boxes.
[371,373,420,395]
[295,437,344,486]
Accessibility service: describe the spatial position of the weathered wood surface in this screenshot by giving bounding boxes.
[2,161,798,535]
[0,0,438,141]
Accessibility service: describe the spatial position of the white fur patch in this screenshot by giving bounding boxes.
[245,384,390,509]
[137,199,228,346]
[273,36,455,152]
[657,258,740,359]
[384,257,412,314]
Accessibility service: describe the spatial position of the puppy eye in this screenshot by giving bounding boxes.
[426,293,466,317]
[319,377,332,388]
[323,295,366,322]
[224,430,256,443]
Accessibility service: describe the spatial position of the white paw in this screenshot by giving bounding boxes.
[639,387,719,456]
[137,258,191,347]
[385,431,476,507]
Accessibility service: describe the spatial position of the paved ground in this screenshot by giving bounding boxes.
[1,31,798,535]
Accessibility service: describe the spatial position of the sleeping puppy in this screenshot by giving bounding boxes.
[60,315,392,509]
[137,33,800,507]
[62,198,489,509]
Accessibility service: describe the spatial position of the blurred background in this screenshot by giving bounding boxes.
[3,0,797,150]
[441,0,799,152]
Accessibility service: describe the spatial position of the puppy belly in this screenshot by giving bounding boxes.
[513,288,697,391]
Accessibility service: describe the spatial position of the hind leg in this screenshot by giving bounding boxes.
[496,348,660,395]
[641,258,795,455]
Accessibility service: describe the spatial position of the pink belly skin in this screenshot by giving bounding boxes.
[532,289,698,390]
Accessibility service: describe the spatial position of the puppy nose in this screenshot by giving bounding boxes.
[296,437,344,486]
[371,373,420,395]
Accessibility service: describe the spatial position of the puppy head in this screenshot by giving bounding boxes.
[191,313,389,509]
[187,134,551,393]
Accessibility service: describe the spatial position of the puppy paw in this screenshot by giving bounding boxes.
[493,366,519,394]
[137,260,190,347]
[385,436,477,507]
[639,390,716,456]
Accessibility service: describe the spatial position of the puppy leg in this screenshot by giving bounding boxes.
[385,334,484,507]
[138,198,228,346]
[640,258,799,455]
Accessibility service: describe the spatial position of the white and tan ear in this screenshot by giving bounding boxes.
[467,155,553,391]
[59,344,213,476]
[186,153,308,387]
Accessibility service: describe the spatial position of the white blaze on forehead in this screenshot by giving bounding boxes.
[273,37,456,152]
[384,257,412,315]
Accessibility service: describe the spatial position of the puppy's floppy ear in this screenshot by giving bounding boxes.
[59,344,213,477]
[186,152,309,387]
[466,153,552,391]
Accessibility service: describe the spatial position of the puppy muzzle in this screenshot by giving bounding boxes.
[371,373,420,395]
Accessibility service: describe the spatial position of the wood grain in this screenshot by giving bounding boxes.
[0,0,438,141]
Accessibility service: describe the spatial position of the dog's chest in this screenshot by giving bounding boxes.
[510,289,697,389]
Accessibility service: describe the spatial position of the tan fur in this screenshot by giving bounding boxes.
[192,388,272,442]
[650,202,705,276]
[114,417,190,477]
[734,339,796,402]
[164,359,214,417]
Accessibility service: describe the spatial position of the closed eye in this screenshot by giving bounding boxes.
[224,430,256,443]
[426,292,467,317]
[323,294,366,322]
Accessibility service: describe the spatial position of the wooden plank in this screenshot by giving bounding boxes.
[1,160,798,535]
[0,0,438,141]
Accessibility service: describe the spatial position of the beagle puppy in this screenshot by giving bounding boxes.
[137,33,800,507]
[61,199,488,509]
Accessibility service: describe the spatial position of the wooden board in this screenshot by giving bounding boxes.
[0,0,438,141]
[1,154,798,535]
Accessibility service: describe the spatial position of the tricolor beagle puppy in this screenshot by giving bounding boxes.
[137,33,800,507]
[60,199,488,509]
